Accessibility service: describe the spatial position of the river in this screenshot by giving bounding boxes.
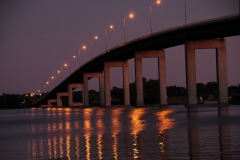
[0,105,239,159]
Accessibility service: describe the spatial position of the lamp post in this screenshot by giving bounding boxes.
[78,45,86,66]
[51,76,56,87]
[69,55,76,74]
[150,0,161,35]
[44,81,49,94]
[185,0,187,24]
[57,70,62,81]
[124,13,134,44]
[90,36,98,60]
[104,25,114,51]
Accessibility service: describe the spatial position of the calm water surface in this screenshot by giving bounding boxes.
[0,105,240,159]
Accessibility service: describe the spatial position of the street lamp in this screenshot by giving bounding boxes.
[105,25,114,51]
[90,36,98,59]
[150,0,161,35]
[78,45,87,66]
[69,55,76,74]
[124,13,134,44]
[51,76,56,87]
[185,0,187,24]
[44,81,49,93]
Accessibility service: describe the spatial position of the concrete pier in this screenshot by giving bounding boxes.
[185,39,228,105]
[57,92,68,106]
[104,61,130,107]
[68,83,83,106]
[83,72,104,107]
[47,99,57,107]
[135,50,167,106]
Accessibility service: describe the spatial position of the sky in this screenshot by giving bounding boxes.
[0,0,239,94]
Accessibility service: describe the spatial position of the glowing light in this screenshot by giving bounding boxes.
[51,76,54,79]
[46,81,49,84]
[95,36,98,39]
[57,70,60,73]
[73,55,76,58]
[110,25,113,29]
[83,46,86,49]
[129,14,134,18]
[64,63,67,67]
[157,0,161,4]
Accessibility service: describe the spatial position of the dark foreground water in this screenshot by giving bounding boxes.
[0,105,240,160]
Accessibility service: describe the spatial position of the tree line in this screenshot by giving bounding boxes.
[1,78,240,109]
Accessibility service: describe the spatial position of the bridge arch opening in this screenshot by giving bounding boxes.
[110,67,124,105]
[196,49,217,101]
[88,77,100,106]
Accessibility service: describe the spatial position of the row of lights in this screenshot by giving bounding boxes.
[39,0,164,97]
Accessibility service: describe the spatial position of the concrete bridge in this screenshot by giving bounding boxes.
[36,14,240,107]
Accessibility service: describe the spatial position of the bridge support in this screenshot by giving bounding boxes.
[135,50,167,106]
[48,99,57,107]
[68,83,83,106]
[83,72,104,107]
[57,92,68,106]
[185,39,228,105]
[104,61,130,107]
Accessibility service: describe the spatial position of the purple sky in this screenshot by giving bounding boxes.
[0,0,239,94]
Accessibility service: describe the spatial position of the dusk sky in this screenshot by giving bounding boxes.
[0,0,239,94]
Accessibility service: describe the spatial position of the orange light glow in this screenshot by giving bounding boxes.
[46,81,49,84]
[95,36,98,39]
[57,70,60,73]
[110,25,113,29]
[51,76,54,79]
[157,0,161,4]
[64,63,67,67]
[73,55,76,58]
[129,14,134,18]
[83,46,86,49]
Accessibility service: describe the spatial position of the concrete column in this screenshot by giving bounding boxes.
[104,61,130,107]
[185,44,197,104]
[68,86,73,106]
[68,83,83,106]
[83,72,105,107]
[158,51,167,105]
[57,92,68,106]
[99,74,105,106]
[185,39,228,106]
[216,39,228,103]
[135,50,167,106]
[104,64,111,106]
[123,64,130,106]
[83,73,89,106]
[48,99,57,107]
[135,55,143,106]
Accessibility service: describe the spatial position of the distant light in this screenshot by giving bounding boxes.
[108,50,110,52]
[57,70,60,73]
[83,46,86,49]
[95,36,98,39]
[73,55,76,58]
[46,81,49,84]
[157,0,161,4]
[64,63,67,67]
[110,25,113,29]
[129,14,134,18]
[51,76,54,79]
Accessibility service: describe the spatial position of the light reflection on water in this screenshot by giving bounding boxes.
[0,106,240,159]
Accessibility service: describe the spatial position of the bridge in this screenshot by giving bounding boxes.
[36,14,240,107]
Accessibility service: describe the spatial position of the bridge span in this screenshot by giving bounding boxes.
[37,14,240,107]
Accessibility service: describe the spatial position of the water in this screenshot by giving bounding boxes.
[0,105,239,159]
